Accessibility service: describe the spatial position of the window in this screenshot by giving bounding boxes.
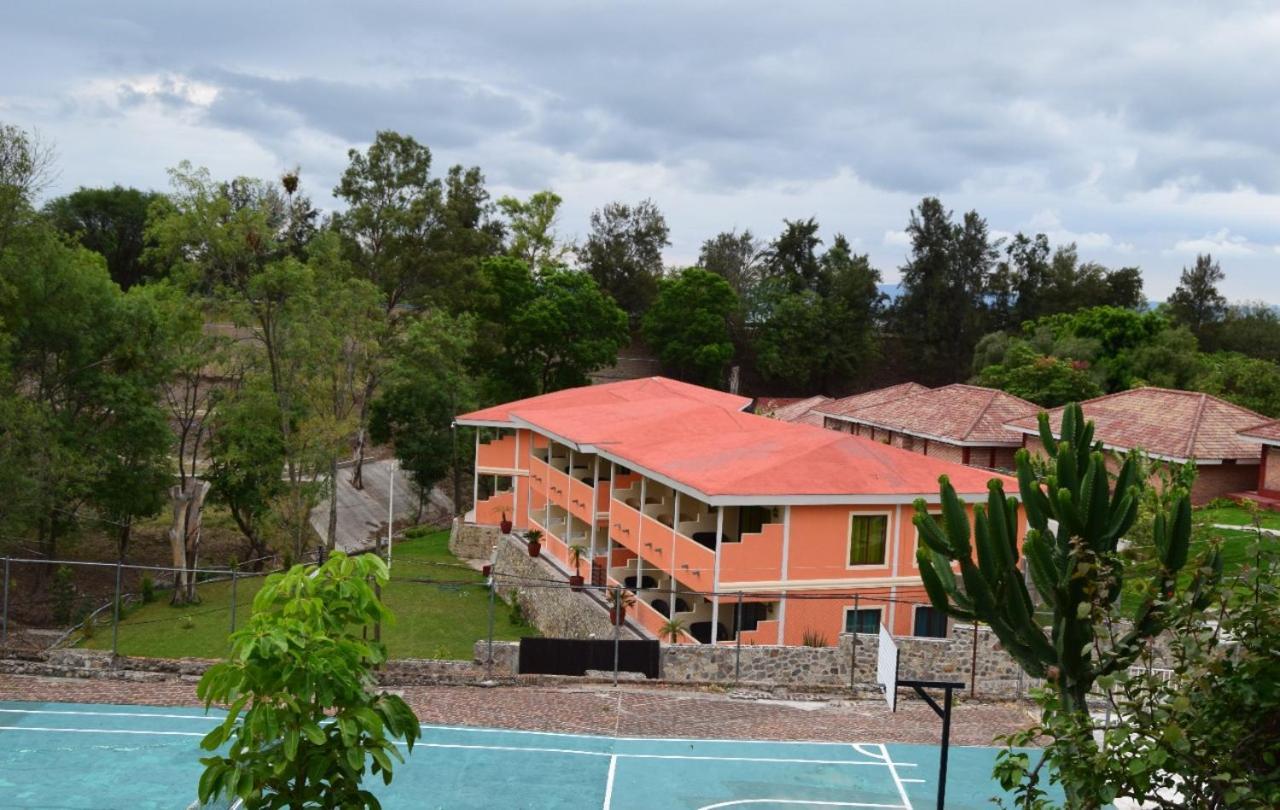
[913,606,948,638]
[844,607,882,634]
[848,514,888,565]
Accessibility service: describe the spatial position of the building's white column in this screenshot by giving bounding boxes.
[889,505,901,633]
[512,430,520,525]
[710,507,724,644]
[545,442,552,536]
[472,431,480,516]
[778,505,791,645]
[669,492,680,619]
[589,456,600,562]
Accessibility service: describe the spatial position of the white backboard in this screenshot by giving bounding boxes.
[876,623,900,712]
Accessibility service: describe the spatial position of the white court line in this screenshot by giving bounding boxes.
[0,708,219,721]
[879,743,914,810]
[0,725,204,737]
[0,726,904,770]
[602,754,617,810]
[419,722,904,749]
[900,779,924,784]
[697,801,905,809]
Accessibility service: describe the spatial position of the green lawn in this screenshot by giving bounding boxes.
[1194,502,1280,531]
[83,529,532,660]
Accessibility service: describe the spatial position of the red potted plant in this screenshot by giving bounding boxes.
[568,544,587,591]
[607,588,636,625]
[499,512,512,534]
[525,529,542,558]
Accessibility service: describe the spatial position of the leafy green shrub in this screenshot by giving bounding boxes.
[801,629,828,647]
[196,552,420,809]
[140,575,156,604]
[52,566,75,625]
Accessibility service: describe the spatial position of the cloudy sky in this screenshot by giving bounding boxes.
[3,2,1279,299]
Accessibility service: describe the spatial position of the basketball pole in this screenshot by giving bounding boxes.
[895,678,964,810]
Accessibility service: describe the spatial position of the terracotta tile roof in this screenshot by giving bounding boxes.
[817,383,931,419]
[457,377,1010,502]
[758,395,834,426]
[826,384,1037,446]
[1239,419,1280,444]
[1004,387,1265,462]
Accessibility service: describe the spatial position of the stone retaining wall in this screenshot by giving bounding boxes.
[662,624,1031,696]
[492,534,643,641]
[448,519,500,560]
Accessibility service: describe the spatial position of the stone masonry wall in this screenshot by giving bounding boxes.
[449,518,500,560]
[493,534,642,641]
[663,623,1033,697]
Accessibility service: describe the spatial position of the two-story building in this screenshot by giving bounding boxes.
[458,377,1020,647]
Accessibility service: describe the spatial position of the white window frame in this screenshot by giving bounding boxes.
[843,605,883,635]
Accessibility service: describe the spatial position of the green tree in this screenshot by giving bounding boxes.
[643,267,737,386]
[579,199,670,322]
[892,198,996,384]
[761,217,822,293]
[205,382,286,568]
[196,552,420,809]
[697,229,763,300]
[1167,253,1227,339]
[42,186,171,289]
[511,267,629,394]
[1213,301,1280,360]
[914,404,1217,808]
[497,190,570,273]
[1194,352,1280,417]
[973,344,1103,407]
[369,311,477,513]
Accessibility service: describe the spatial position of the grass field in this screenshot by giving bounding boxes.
[1194,502,1280,531]
[83,529,532,660]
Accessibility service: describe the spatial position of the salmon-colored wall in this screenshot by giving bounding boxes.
[474,491,513,526]
[787,504,908,580]
[476,433,518,470]
[719,523,784,583]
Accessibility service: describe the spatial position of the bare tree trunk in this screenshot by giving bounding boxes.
[168,485,192,606]
[326,457,339,551]
[183,481,209,604]
[349,374,377,490]
[168,480,209,606]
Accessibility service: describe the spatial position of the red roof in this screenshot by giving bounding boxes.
[758,394,834,426]
[1239,419,1280,444]
[458,377,1010,502]
[1005,387,1265,462]
[827,384,1037,446]
[817,383,930,418]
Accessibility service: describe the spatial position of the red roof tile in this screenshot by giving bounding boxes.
[759,395,834,426]
[827,384,1037,446]
[1239,419,1280,444]
[458,377,1009,502]
[1004,387,1265,462]
[817,383,930,418]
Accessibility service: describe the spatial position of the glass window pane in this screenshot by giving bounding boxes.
[849,515,888,565]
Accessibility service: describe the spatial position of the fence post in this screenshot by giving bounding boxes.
[1,557,9,647]
[849,593,860,692]
[734,591,742,683]
[613,586,621,688]
[486,572,496,680]
[970,621,979,698]
[111,560,123,659]
[229,568,238,636]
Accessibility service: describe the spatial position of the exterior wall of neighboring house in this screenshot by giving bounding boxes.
[1190,462,1258,504]
[1022,435,1257,505]
[831,420,1014,469]
[1260,445,1280,498]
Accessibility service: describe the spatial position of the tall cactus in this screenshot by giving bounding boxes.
[914,402,1218,718]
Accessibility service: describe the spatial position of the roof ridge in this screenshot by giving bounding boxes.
[1185,392,1208,457]
[959,387,1001,441]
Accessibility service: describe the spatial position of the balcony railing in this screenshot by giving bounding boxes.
[476,434,518,470]
[719,523,784,583]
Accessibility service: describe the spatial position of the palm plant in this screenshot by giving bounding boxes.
[659,617,686,643]
[567,544,587,590]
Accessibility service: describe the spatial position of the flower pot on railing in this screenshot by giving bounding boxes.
[568,574,584,591]
[499,512,512,534]
[527,540,541,558]
[608,606,626,624]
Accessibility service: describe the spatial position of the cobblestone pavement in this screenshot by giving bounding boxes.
[0,674,1035,746]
